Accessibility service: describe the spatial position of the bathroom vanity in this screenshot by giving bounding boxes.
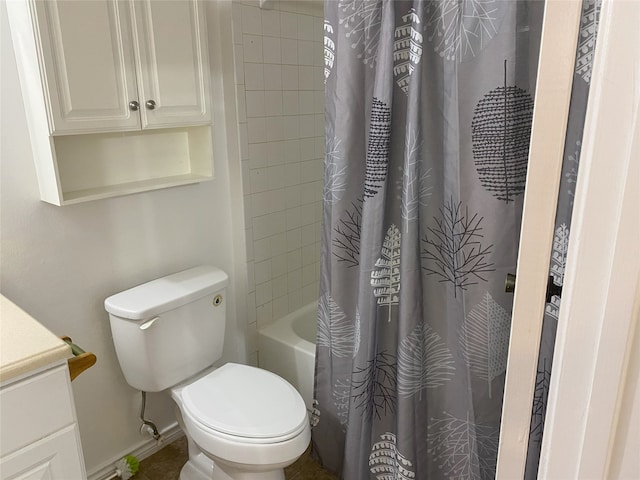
[0,295,86,479]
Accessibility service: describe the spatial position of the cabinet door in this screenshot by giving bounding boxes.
[132,0,212,128]
[33,0,140,134]
[0,426,86,480]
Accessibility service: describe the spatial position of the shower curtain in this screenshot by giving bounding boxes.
[313,0,543,477]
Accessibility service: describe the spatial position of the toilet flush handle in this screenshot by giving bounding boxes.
[139,316,160,330]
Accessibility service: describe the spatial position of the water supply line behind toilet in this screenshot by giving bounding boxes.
[140,391,162,441]
[102,393,162,480]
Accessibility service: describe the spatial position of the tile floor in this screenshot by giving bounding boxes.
[136,435,337,480]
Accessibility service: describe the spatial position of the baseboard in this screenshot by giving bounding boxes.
[87,422,184,480]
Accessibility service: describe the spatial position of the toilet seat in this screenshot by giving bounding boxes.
[179,363,308,444]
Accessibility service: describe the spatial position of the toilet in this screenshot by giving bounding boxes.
[104,266,310,480]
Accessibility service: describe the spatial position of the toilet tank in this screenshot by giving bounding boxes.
[105,266,228,392]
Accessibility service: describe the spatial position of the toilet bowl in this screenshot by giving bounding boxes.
[104,266,311,479]
[172,363,310,480]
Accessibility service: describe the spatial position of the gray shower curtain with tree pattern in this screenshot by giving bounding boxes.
[313,0,544,477]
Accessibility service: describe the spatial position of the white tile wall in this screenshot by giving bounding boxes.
[232,0,323,359]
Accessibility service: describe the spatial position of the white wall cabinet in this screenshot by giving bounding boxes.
[34,0,211,134]
[7,0,214,205]
[0,365,86,480]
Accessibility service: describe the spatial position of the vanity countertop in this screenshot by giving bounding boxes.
[0,295,71,383]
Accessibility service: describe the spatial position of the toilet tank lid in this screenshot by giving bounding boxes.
[104,266,228,320]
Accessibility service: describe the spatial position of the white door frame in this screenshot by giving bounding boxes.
[538,0,640,476]
[496,0,582,477]
[497,0,640,477]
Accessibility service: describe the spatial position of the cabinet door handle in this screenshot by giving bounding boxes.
[129,100,140,111]
[145,100,156,110]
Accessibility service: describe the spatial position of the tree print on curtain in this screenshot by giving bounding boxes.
[371,224,401,321]
[353,308,361,357]
[365,98,392,199]
[339,0,382,68]
[310,399,321,428]
[427,412,500,480]
[324,131,346,205]
[460,292,511,398]
[546,223,570,321]
[393,8,423,94]
[332,198,363,267]
[351,349,397,420]
[424,0,506,62]
[370,432,416,480]
[324,20,335,84]
[333,378,351,426]
[317,293,355,358]
[472,60,534,203]
[565,140,581,206]
[421,199,494,297]
[529,359,552,446]
[401,129,432,228]
[398,322,455,398]
[575,0,602,83]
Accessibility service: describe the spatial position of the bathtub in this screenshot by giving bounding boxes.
[258,302,317,411]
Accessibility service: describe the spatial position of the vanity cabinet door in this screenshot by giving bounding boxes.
[132,0,211,129]
[33,0,141,134]
[0,365,86,479]
[0,426,85,480]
